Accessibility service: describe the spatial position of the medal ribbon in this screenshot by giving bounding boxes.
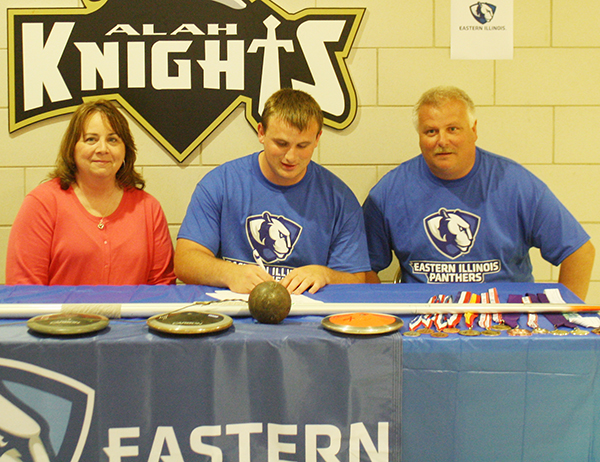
[544,288,565,303]
[537,293,550,304]
[504,294,522,328]
[465,312,477,328]
[544,313,577,329]
[478,313,492,329]
[542,288,600,328]
[434,313,448,331]
[409,315,425,331]
[409,314,436,331]
[457,291,471,303]
[488,287,499,303]
[447,313,463,328]
[527,313,539,329]
[563,312,600,329]
[423,314,434,328]
[524,293,539,329]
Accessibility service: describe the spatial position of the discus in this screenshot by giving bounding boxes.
[321,312,403,335]
[27,313,109,336]
[147,311,233,335]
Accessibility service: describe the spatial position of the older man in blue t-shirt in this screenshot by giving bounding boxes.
[363,86,595,300]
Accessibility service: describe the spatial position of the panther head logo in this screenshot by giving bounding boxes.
[246,212,302,263]
[0,358,94,462]
[470,2,496,24]
[424,208,480,259]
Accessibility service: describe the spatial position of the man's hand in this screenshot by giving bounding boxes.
[280,266,366,295]
[280,265,331,295]
[228,264,274,294]
[175,239,274,293]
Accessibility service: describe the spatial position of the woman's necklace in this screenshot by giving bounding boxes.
[74,182,123,230]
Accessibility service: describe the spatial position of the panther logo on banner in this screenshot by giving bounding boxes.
[0,358,94,462]
[8,0,364,162]
[424,208,480,259]
[246,211,302,264]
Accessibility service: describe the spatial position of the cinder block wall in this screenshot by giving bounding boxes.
[1,0,599,302]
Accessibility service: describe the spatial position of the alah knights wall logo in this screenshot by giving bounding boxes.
[424,208,480,259]
[8,0,364,162]
[0,358,94,462]
[470,2,496,24]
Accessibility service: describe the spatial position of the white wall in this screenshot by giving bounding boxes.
[1,0,599,302]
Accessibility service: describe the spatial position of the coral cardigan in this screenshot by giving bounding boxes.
[6,178,175,285]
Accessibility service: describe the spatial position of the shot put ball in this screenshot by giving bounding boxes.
[248,281,292,324]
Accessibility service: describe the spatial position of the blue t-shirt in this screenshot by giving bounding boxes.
[179,152,370,280]
[363,148,590,284]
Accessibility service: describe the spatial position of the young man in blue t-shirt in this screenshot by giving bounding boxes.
[175,89,370,294]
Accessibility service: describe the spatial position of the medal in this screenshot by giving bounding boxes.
[550,329,569,336]
[459,311,480,336]
[459,328,481,336]
[592,328,600,335]
[482,329,500,336]
[532,327,550,334]
[491,323,511,331]
[431,331,449,338]
[571,327,590,336]
[443,327,460,334]
[416,328,434,335]
[403,331,421,337]
[508,328,531,336]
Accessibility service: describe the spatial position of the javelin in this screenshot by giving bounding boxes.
[0,301,597,319]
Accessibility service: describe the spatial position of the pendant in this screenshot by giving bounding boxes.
[98,219,105,230]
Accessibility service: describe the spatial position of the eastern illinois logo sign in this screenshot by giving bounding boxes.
[8,0,364,162]
[0,358,94,461]
[469,2,496,24]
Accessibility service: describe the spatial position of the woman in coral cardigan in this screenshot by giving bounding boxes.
[6,99,175,285]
